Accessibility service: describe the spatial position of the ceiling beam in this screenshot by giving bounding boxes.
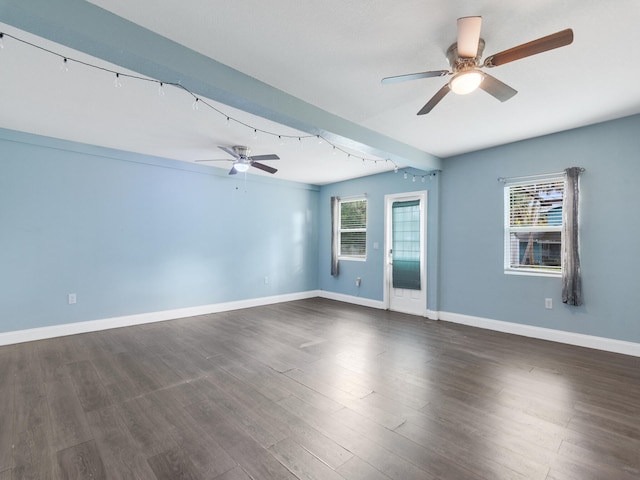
[0,0,441,171]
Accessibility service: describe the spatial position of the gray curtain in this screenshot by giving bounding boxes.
[330,196,339,276]
[562,167,582,305]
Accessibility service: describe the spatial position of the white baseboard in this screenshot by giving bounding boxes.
[3,293,638,358]
[0,290,321,346]
[439,311,640,358]
[318,292,439,320]
[318,290,386,310]
[426,309,439,320]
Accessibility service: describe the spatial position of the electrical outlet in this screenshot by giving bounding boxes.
[545,298,553,309]
[68,293,77,305]
[355,277,361,287]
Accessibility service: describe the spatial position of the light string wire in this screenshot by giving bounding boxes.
[0,31,433,179]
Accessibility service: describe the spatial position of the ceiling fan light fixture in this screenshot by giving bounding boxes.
[449,70,484,95]
[234,161,250,172]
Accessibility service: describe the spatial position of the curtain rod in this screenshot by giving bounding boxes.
[336,193,367,200]
[498,167,585,184]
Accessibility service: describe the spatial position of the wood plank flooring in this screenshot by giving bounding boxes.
[1,298,639,479]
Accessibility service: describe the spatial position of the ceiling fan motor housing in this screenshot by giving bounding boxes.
[446,38,485,72]
[232,145,250,157]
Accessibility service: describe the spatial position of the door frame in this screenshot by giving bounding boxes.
[383,191,428,314]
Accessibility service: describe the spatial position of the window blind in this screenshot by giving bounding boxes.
[509,179,564,229]
[339,198,367,257]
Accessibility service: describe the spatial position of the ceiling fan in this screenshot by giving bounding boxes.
[196,145,279,175]
[382,17,574,115]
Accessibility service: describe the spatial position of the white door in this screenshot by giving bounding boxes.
[384,192,427,316]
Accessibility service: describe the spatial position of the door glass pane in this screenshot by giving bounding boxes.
[392,200,421,290]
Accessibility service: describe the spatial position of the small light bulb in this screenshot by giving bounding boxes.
[253,129,259,140]
[394,166,398,173]
[278,136,284,146]
[114,73,122,88]
[0,33,4,49]
[412,176,416,182]
[404,172,408,179]
[225,117,231,127]
[158,82,165,97]
[332,146,337,155]
[317,135,323,145]
[61,58,69,72]
[192,98,200,110]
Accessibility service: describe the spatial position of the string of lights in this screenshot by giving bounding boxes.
[0,30,434,180]
[401,170,438,183]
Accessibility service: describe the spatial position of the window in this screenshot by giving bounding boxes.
[392,200,421,289]
[339,197,367,259]
[505,176,564,275]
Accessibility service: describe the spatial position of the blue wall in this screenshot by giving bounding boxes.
[439,114,640,343]
[3,114,640,345]
[318,114,640,344]
[0,129,319,333]
[318,170,440,311]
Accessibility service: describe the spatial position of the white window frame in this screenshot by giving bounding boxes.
[504,175,564,277]
[338,196,367,261]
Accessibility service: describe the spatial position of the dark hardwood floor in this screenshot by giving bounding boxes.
[1,298,639,479]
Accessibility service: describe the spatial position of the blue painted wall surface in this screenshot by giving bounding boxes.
[0,129,319,333]
[3,113,640,345]
[318,170,440,311]
[439,114,640,343]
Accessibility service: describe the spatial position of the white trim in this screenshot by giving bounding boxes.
[5,292,636,358]
[0,290,321,347]
[426,309,440,320]
[337,256,367,262]
[318,290,385,310]
[504,269,561,278]
[439,311,640,358]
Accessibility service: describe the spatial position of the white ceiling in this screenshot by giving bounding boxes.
[2,1,639,184]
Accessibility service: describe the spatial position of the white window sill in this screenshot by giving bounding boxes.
[339,256,367,262]
[505,269,561,278]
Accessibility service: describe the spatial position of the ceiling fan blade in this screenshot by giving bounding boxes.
[484,28,574,67]
[228,166,238,175]
[249,154,280,161]
[219,146,240,159]
[417,84,450,115]
[478,73,517,102]
[381,70,449,84]
[457,16,482,58]
[251,162,278,174]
